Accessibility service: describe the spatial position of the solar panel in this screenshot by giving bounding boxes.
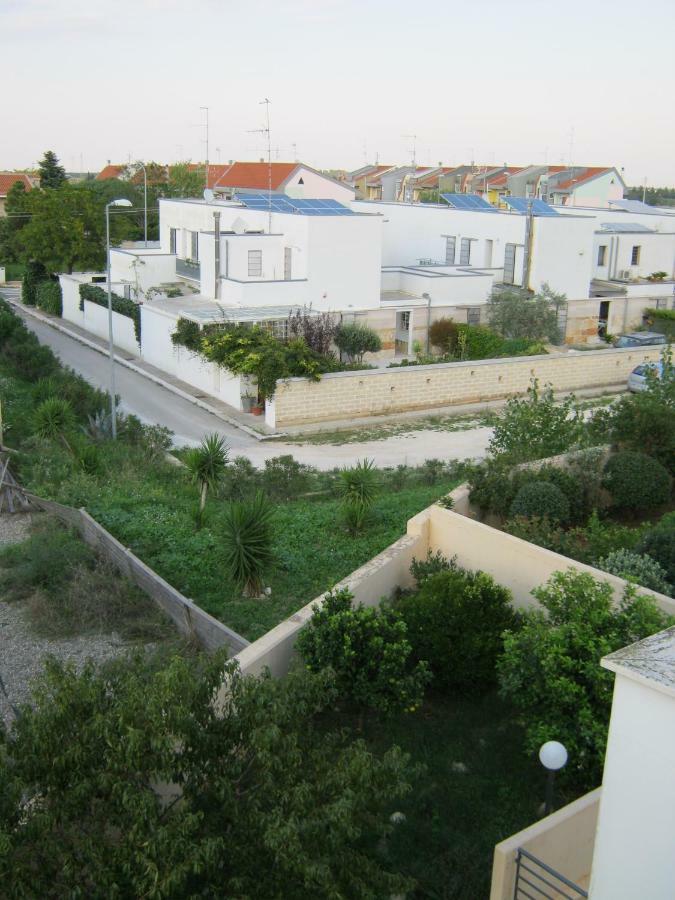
[598,222,655,234]
[233,193,355,216]
[503,197,559,216]
[439,193,498,212]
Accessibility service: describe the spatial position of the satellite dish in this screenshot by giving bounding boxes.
[232,217,246,235]
[203,188,215,202]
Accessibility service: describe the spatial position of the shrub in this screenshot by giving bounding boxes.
[0,310,21,345]
[170,317,203,352]
[286,307,337,355]
[220,455,260,500]
[498,570,670,788]
[487,283,565,343]
[638,521,675,585]
[488,380,585,463]
[183,433,229,521]
[261,454,312,500]
[509,480,571,524]
[429,317,458,352]
[337,458,379,507]
[457,324,504,360]
[298,587,430,714]
[597,550,672,595]
[35,280,63,316]
[0,523,93,601]
[419,458,446,485]
[602,451,672,512]
[398,565,516,695]
[341,498,373,535]
[4,331,59,380]
[221,491,275,595]
[601,392,675,474]
[409,549,455,586]
[79,283,141,344]
[32,397,76,444]
[22,259,48,306]
[334,323,382,363]
[469,460,585,523]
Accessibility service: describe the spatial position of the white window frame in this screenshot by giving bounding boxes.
[597,245,607,266]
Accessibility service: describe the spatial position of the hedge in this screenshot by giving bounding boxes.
[35,281,63,317]
[78,283,141,345]
[644,308,675,340]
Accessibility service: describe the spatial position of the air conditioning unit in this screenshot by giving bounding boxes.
[629,265,640,281]
[618,269,631,281]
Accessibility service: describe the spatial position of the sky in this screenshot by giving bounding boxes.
[2,0,675,185]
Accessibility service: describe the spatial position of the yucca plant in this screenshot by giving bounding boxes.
[222,491,275,596]
[184,433,229,526]
[341,499,372,535]
[337,458,380,507]
[33,397,76,452]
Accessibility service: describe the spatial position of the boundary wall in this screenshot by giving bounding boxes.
[270,345,663,427]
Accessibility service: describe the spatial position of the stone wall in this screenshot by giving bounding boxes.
[273,345,663,427]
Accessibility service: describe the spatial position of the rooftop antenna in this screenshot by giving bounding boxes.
[403,134,418,167]
[292,142,298,162]
[363,140,368,165]
[215,146,221,163]
[248,98,272,232]
[200,106,210,188]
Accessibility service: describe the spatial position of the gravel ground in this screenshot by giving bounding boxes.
[0,513,131,728]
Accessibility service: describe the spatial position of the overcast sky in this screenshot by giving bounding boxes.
[2,0,674,185]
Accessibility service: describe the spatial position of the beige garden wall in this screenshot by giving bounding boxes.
[272,345,662,427]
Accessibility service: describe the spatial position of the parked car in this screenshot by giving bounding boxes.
[627,361,664,392]
[615,332,667,348]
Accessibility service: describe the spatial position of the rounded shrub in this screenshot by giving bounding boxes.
[428,317,458,352]
[509,480,571,524]
[35,281,63,317]
[602,451,672,512]
[638,522,675,585]
[597,549,672,595]
[397,566,516,695]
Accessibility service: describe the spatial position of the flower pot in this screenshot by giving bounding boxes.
[241,396,254,413]
[251,404,264,416]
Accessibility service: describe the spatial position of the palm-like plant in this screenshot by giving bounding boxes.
[337,458,380,507]
[222,491,275,596]
[184,433,229,522]
[33,397,76,452]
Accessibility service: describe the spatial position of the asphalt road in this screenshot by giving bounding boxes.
[2,288,492,468]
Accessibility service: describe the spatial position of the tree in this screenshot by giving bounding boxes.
[487,380,586,463]
[487,283,565,344]
[164,162,207,198]
[183,433,229,525]
[334,322,382,363]
[498,570,669,788]
[38,150,67,189]
[298,588,430,714]
[286,306,337,355]
[0,653,415,898]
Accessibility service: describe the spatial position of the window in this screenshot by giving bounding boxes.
[444,236,456,265]
[400,311,411,331]
[631,245,641,265]
[263,319,288,341]
[597,245,607,266]
[123,284,132,300]
[169,228,177,254]
[190,231,199,262]
[467,307,481,325]
[459,237,473,265]
[248,249,262,277]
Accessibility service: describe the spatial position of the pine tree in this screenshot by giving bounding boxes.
[38,150,67,189]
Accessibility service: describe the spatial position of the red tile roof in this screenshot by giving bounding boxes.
[415,167,458,188]
[208,162,299,190]
[486,167,524,187]
[96,164,127,181]
[552,167,612,191]
[0,172,34,196]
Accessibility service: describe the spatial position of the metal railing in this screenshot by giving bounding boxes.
[176,258,200,280]
[514,848,588,900]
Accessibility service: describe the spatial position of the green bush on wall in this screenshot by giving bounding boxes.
[509,480,571,524]
[78,283,141,345]
[602,451,672,512]
[35,281,62,317]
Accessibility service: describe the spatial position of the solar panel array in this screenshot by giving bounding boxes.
[234,192,354,216]
[503,197,559,216]
[440,193,498,212]
[598,222,654,233]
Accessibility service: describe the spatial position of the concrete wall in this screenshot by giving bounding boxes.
[271,345,663,427]
[589,674,675,900]
[530,214,595,298]
[60,273,139,355]
[490,789,601,900]
[284,166,355,204]
[110,248,179,296]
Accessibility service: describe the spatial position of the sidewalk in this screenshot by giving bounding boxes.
[7,297,279,442]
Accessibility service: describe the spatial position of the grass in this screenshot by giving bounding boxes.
[327,691,575,900]
[282,411,499,445]
[0,518,177,642]
[1,262,26,281]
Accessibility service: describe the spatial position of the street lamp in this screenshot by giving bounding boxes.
[105,198,133,439]
[539,740,568,816]
[135,161,148,247]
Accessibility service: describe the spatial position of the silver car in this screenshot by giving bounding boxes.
[627,361,664,392]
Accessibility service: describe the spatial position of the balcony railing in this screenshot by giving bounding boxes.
[176,258,200,281]
[514,848,588,899]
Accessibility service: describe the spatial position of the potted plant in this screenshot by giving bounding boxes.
[251,395,265,416]
[241,391,255,413]
[647,271,668,282]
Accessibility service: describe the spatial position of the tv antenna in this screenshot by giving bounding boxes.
[200,106,210,188]
[248,98,272,232]
[403,134,418,168]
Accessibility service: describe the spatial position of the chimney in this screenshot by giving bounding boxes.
[213,212,221,300]
[259,158,264,163]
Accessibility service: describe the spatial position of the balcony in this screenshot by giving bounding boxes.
[176,258,200,281]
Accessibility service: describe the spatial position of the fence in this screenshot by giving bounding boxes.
[23,491,248,655]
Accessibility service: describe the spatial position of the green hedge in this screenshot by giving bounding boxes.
[35,281,63,317]
[645,308,675,340]
[78,283,141,345]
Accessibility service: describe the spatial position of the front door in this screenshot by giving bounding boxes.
[503,243,516,284]
[598,300,610,338]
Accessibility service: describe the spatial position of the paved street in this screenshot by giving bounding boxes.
[2,289,492,468]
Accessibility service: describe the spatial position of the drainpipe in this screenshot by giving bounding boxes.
[213,211,221,299]
[422,292,431,354]
[523,199,534,289]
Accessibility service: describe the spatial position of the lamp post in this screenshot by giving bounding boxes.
[135,161,148,247]
[539,740,568,816]
[105,198,133,439]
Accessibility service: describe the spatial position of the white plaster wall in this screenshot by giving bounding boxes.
[82,300,139,355]
[140,305,242,408]
[381,267,495,304]
[110,249,179,296]
[531,215,596,297]
[284,167,355,203]
[589,675,675,900]
[569,172,624,208]
[60,275,86,328]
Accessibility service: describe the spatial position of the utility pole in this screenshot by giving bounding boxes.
[642,177,648,204]
[249,99,273,232]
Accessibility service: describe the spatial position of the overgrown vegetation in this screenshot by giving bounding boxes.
[79,282,141,344]
[487,283,566,344]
